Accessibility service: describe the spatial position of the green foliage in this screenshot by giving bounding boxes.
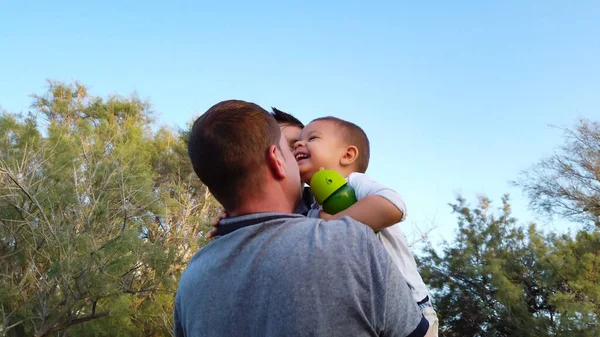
[419,195,600,337]
[0,81,219,336]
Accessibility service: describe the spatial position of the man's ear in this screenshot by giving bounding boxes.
[266,145,287,180]
[340,145,359,167]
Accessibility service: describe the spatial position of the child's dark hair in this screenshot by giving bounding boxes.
[312,116,370,173]
[271,107,304,128]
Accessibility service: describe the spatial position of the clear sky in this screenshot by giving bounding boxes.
[1,1,599,248]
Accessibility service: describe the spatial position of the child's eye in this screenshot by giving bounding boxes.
[309,136,318,141]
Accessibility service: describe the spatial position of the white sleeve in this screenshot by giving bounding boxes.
[347,172,407,221]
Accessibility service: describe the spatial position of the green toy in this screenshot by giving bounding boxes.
[309,169,357,215]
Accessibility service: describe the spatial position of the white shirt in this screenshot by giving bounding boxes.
[308,172,431,303]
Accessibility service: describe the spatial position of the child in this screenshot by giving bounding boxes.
[294,116,439,336]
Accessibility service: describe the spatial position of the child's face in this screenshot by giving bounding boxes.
[280,124,302,151]
[294,120,348,183]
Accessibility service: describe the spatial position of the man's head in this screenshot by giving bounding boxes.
[188,100,301,214]
[271,107,304,151]
[294,116,370,183]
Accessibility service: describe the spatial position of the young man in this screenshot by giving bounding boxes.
[176,100,430,337]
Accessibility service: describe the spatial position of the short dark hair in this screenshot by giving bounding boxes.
[271,107,304,128]
[312,116,370,173]
[188,100,281,210]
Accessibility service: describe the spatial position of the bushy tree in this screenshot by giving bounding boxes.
[419,195,599,336]
[0,81,219,336]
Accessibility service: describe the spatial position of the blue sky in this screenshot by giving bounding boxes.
[1,1,599,248]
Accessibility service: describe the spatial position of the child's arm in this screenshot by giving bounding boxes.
[319,195,403,230]
[319,173,406,231]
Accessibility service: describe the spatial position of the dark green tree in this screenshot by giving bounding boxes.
[419,195,599,336]
[517,118,600,332]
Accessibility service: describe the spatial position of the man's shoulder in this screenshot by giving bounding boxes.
[282,216,388,269]
[188,214,377,269]
[206,213,371,245]
[282,215,371,240]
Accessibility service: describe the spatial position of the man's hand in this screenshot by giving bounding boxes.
[206,209,228,238]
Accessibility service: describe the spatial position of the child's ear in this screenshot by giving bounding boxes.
[267,145,287,180]
[340,145,359,167]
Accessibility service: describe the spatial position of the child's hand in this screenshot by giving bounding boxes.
[206,209,228,238]
[318,210,334,220]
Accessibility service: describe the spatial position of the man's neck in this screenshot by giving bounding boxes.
[230,205,292,217]
[227,185,294,217]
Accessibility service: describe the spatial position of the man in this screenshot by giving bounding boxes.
[175,99,430,336]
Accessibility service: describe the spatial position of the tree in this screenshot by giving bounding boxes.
[0,81,219,336]
[419,195,600,337]
[517,119,600,226]
[513,118,600,334]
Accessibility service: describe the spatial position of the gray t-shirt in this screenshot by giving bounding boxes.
[174,213,428,337]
